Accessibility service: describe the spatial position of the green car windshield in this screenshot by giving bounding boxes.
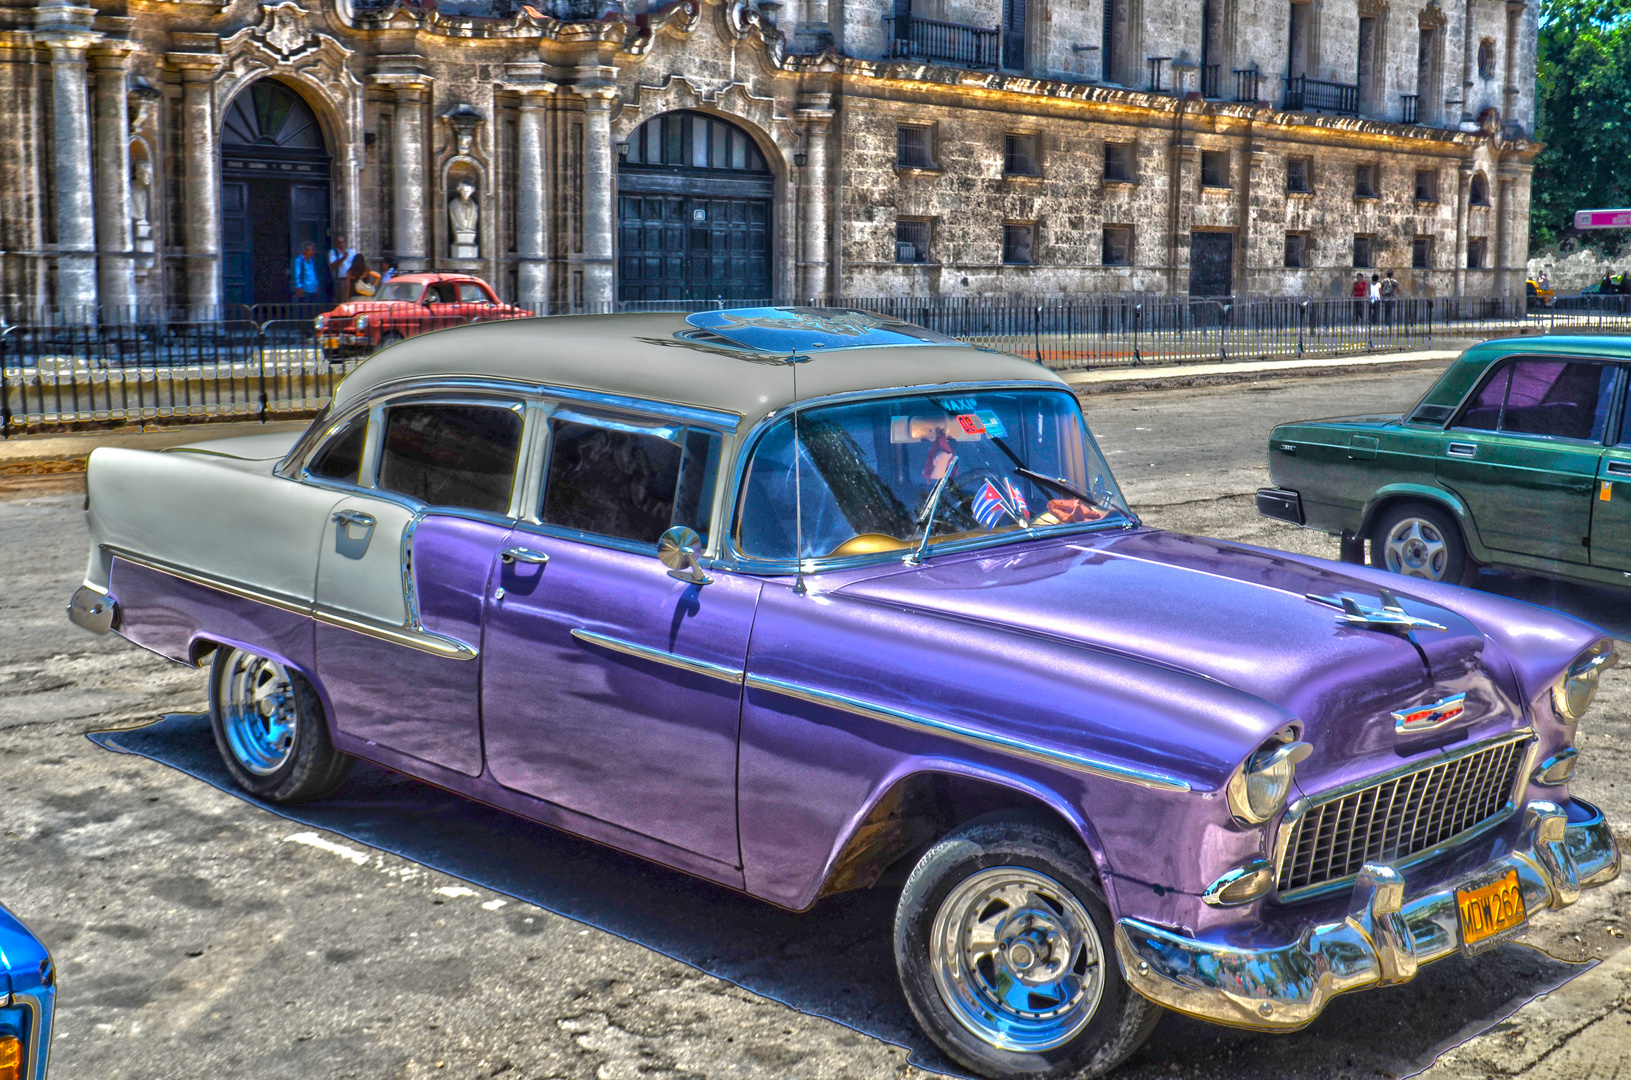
[735,388,1130,562]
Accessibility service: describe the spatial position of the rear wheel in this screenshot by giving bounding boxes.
[209,647,353,803]
[1369,501,1475,585]
[894,813,1160,1080]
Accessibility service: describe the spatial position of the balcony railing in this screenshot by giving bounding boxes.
[1234,66,1263,102]
[1400,93,1420,124]
[883,16,1001,69]
[1201,63,1221,98]
[1282,75,1359,116]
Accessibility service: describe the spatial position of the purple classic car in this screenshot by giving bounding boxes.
[69,308,1620,1079]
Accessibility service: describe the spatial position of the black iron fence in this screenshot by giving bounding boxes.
[2,293,1629,436]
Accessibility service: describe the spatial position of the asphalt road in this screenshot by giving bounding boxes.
[4,363,1629,1080]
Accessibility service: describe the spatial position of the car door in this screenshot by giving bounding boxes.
[456,281,497,325]
[423,281,462,335]
[480,405,755,867]
[1436,357,1616,565]
[1592,376,1631,572]
[313,395,527,776]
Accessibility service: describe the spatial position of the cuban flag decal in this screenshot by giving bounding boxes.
[1003,478,1029,522]
[971,480,1010,530]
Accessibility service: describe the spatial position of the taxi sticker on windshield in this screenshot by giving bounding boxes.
[951,409,1008,438]
[955,413,986,436]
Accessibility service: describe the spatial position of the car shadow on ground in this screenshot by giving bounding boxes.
[92,715,1587,1080]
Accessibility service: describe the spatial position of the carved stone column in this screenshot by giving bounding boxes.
[92,43,136,314]
[1453,161,1472,295]
[1495,168,1520,297]
[43,30,100,312]
[171,52,225,312]
[388,80,431,271]
[795,97,833,305]
[515,89,552,309]
[577,87,617,309]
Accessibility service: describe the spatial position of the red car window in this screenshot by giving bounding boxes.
[457,283,490,304]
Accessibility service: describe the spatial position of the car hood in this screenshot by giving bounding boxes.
[326,301,411,317]
[836,528,1527,786]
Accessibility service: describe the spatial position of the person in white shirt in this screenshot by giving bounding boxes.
[328,236,359,300]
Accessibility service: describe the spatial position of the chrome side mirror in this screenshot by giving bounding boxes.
[658,526,711,585]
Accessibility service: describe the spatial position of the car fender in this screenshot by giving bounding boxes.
[811,757,1122,909]
[186,630,342,741]
[1359,483,1490,562]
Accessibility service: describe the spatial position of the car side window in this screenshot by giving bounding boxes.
[428,283,459,304]
[1499,360,1615,441]
[1622,383,1631,446]
[457,283,489,304]
[1455,366,1510,432]
[539,413,722,547]
[375,403,523,513]
[307,413,368,483]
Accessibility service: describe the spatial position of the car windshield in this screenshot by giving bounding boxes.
[735,388,1130,562]
[376,282,422,302]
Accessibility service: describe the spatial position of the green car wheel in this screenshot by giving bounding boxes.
[1369,502,1476,586]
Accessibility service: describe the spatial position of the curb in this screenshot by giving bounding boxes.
[1065,349,1462,394]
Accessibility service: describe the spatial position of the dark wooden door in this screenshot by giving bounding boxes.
[617,193,771,304]
[222,181,252,307]
[1189,231,1234,297]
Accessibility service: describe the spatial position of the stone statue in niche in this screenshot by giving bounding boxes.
[131,156,155,253]
[449,179,479,259]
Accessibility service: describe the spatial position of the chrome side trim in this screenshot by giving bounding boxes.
[744,673,1192,792]
[313,604,478,662]
[570,629,744,684]
[105,546,478,661]
[1271,730,1536,902]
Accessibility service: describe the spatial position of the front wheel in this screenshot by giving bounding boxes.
[1369,502,1476,585]
[209,647,353,803]
[894,814,1160,1080]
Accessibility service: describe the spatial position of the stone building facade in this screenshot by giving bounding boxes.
[0,0,1539,314]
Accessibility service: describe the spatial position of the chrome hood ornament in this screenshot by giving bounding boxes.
[1306,588,1448,634]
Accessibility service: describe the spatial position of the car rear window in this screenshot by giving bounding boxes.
[376,403,523,513]
[539,413,722,547]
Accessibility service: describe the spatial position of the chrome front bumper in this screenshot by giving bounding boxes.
[1115,800,1621,1031]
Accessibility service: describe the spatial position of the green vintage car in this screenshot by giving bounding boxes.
[1258,335,1631,587]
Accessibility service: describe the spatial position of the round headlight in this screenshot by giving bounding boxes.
[314,315,326,330]
[1553,644,1618,722]
[1227,736,1312,825]
[355,314,369,331]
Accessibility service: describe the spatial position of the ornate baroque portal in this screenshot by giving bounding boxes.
[616,110,773,305]
[220,78,333,307]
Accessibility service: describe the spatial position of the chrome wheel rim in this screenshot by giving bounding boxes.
[930,865,1105,1053]
[218,650,299,776]
[1382,517,1450,580]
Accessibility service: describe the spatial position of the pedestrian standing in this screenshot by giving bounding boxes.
[328,235,360,301]
[1352,272,1367,325]
[381,259,399,285]
[290,241,321,305]
[1368,274,1381,323]
[1380,269,1399,331]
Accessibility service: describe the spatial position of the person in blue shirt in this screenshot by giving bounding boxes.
[290,241,321,304]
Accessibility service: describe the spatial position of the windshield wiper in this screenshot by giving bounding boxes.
[984,436,1105,509]
[909,454,958,565]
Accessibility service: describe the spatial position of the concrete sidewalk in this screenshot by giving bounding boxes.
[1064,347,1463,393]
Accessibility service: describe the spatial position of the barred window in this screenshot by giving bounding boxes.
[1286,157,1312,193]
[897,125,935,169]
[1415,169,1438,202]
[1004,133,1040,176]
[1102,226,1132,266]
[1468,237,1487,269]
[1354,164,1377,198]
[1284,233,1309,268]
[1412,235,1432,269]
[896,218,931,263]
[1353,234,1375,268]
[1103,142,1135,183]
[1004,223,1036,264]
[1200,151,1229,188]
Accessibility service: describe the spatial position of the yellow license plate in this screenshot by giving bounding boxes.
[322,337,340,349]
[1457,869,1527,954]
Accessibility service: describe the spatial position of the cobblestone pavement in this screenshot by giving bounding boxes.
[3,364,1628,1079]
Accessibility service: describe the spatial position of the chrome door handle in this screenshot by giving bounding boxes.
[332,509,376,528]
[500,546,550,566]
[1607,461,1631,478]
[1446,442,1477,459]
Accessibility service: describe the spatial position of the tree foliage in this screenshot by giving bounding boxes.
[1530,0,1631,250]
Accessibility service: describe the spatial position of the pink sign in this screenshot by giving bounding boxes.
[1575,209,1631,230]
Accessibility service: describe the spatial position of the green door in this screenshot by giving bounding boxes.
[1593,398,1631,572]
[1437,358,1617,565]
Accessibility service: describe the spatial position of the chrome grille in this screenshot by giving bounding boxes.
[1276,736,1528,896]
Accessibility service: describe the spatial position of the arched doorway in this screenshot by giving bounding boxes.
[617,111,773,305]
[220,79,333,308]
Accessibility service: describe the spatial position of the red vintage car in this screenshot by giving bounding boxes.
[315,273,531,361]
